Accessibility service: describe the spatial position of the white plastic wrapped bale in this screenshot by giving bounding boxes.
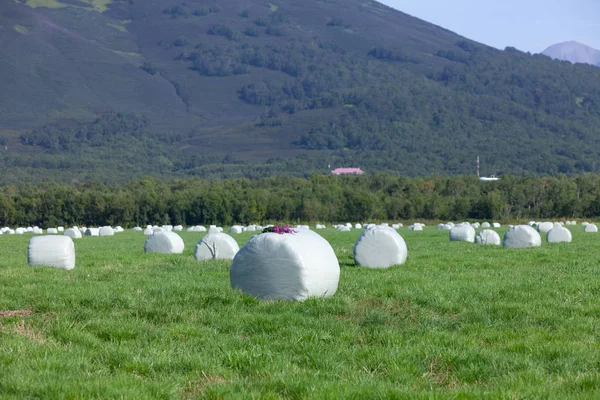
[47,228,58,234]
[409,225,423,231]
[174,225,183,232]
[143,228,153,235]
[134,226,143,232]
[475,229,501,245]
[114,226,124,233]
[15,228,25,235]
[217,227,223,232]
[492,222,501,228]
[547,227,572,243]
[345,223,352,228]
[230,230,340,301]
[196,226,207,232]
[528,221,536,226]
[64,228,82,239]
[481,222,491,228]
[353,226,408,268]
[144,231,185,254]
[537,222,554,233]
[195,232,240,260]
[85,228,99,237]
[28,236,75,270]
[26,227,33,233]
[229,226,243,234]
[584,224,598,233]
[354,224,362,229]
[338,226,351,232]
[503,225,542,248]
[57,226,64,232]
[162,225,173,232]
[314,224,325,230]
[33,228,44,235]
[470,223,479,229]
[447,222,455,228]
[582,222,590,226]
[246,225,257,232]
[99,226,115,237]
[208,227,220,234]
[449,225,476,243]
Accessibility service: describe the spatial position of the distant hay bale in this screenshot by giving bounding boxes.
[134,227,143,232]
[492,222,501,228]
[537,222,554,233]
[64,228,82,239]
[584,224,598,233]
[99,227,115,236]
[353,226,407,268]
[547,226,572,243]
[174,225,183,232]
[449,225,476,242]
[475,229,501,245]
[230,230,340,301]
[354,224,362,229]
[28,236,75,270]
[503,225,542,248]
[194,232,240,261]
[143,228,153,235]
[144,232,185,254]
[47,228,58,235]
[229,226,243,234]
[85,228,99,236]
[481,222,491,228]
[338,226,351,232]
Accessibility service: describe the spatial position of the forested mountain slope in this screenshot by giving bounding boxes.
[1,0,600,183]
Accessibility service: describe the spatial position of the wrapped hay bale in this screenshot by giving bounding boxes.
[99,226,115,236]
[503,225,542,248]
[64,228,82,239]
[143,228,153,236]
[584,224,598,233]
[338,226,351,232]
[28,236,75,270]
[144,231,185,254]
[354,224,362,229]
[33,227,43,235]
[475,229,501,245]
[229,226,243,234]
[547,227,572,243]
[15,228,25,235]
[230,229,340,301]
[537,222,554,233]
[57,226,64,232]
[449,225,476,242]
[134,227,143,232]
[85,228,99,237]
[114,226,124,233]
[174,225,183,232]
[481,222,491,228]
[353,226,408,268]
[409,225,423,231]
[492,222,501,228]
[195,232,240,260]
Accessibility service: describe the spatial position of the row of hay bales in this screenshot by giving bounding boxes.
[448,222,597,247]
[22,219,600,301]
[0,226,126,236]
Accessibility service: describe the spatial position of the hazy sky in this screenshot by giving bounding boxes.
[380,0,600,53]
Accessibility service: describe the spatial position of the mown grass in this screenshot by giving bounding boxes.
[1,226,600,398]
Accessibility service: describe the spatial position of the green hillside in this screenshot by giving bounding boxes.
[1,0,600,183]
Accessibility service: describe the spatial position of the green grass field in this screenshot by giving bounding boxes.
[1,226,600,398]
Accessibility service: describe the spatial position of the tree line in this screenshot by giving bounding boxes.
[0,174,599,228]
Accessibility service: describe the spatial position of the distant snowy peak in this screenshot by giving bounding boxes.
[542,41,600,66]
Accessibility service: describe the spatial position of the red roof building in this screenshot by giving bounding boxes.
[331,168,364,175]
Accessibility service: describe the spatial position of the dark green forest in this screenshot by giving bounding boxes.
[2,0,600,182]
[1,174,599,227]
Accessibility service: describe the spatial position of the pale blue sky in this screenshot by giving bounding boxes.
[380,0,600,53]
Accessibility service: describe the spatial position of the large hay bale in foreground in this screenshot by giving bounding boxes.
[230,230,340,301]
[584,224,598,233]
[64,228,82,239]
[449,225,476,243]
[475,229,501,245]
[353,226,408,268]
[503,225,542,248]
[547,227,572,243]
[144,232,185,254]
[195,232,240,260]
[28,236,75,270]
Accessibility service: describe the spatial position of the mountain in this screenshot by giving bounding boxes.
[542,41,600,66]
[2,0,600,183]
